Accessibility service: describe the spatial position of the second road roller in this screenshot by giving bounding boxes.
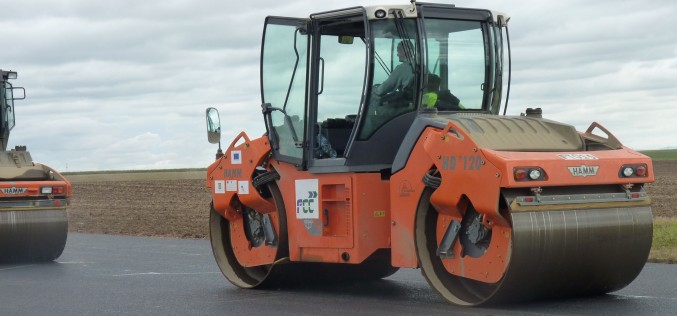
[0,69,72,263]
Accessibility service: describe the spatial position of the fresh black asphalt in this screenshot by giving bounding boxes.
[1,233,675,315]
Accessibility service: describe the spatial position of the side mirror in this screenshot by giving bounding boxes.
[10,87,26,100]
[206,107,221,144]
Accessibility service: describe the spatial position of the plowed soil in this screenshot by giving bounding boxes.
[66,162,677,239]
[67,172,212,238]
[648,161,677,218]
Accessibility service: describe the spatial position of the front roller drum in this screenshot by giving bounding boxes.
[416,190,653,305]
[0,209,68,263]
[210,182,288,288]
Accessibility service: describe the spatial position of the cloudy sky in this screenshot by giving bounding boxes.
[2,0,676,172]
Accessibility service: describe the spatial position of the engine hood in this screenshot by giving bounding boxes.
[429,114,584,152]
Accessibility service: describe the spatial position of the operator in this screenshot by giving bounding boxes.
[372,40,415,106]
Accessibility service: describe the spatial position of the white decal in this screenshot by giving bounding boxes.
[237,181,249,194]
[1,187,27,195]
[226,180,237,192]
[558,154,598,160]
[231,150,242,165]
[295,179,319,219]
[568,165,600,177]
[214,180,225,194]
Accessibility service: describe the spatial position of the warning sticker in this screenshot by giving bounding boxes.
[295,179,319,219]
[231,150,242,164]
[214,180,225,194]
[238,180,249,195]
[226,180,237,192]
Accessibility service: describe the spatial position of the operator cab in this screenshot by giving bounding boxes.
[0,70,24,151]
[258,3,508,173]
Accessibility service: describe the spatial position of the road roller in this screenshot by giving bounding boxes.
[204,2,654,305]
[0,69,71,263]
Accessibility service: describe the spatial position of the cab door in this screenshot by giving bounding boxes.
[261,17,310,168]
[0,81,17,150]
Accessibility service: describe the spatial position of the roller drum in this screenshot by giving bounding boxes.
[419,198,653,305]
[0,209,68,263]
[494,206,653,302]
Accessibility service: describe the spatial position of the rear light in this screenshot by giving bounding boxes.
[635,165,647,177]
[619,164,648,178]
[514,167,546,181]
[40,186,65,195]
[514,169,527,180]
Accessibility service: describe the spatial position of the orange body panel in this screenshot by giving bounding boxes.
[0,164,72,210]
[274,162,391,263]
[422,123,512,281]
[423,123,507,226]
[206,132,275,222]
[390,130,434,268]
[0,180,70,198]
[207,132,392,265]
[483,146,655,188]
[436,214,511,283]
[391,123,511,280]
[228,212,281,267]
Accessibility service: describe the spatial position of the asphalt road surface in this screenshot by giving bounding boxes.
[1,233,675,315]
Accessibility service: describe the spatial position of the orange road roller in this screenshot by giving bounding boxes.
[204,2,653,305]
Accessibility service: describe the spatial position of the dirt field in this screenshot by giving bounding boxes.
[647,161,677,218]
[65,162,676,239]
[67,171,212,238]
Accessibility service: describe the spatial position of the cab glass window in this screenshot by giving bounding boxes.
[423,19,486,110]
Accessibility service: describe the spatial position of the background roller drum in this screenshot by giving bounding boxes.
[0,209,68,263]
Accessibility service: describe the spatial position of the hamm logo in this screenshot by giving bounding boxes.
[568,165,599,177]
[2,187,27,194]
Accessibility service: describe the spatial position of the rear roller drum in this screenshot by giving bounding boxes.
[210,182,287,288]
[415,188,654,305]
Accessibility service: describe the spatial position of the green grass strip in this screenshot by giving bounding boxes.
[649,217,677,263]
[641,149,677,161]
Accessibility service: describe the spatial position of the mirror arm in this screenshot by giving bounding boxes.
[215,142,223,160]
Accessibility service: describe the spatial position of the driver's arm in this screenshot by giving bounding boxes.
[374,63,406,96]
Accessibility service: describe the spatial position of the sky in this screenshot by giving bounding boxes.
[1,0,676,172]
